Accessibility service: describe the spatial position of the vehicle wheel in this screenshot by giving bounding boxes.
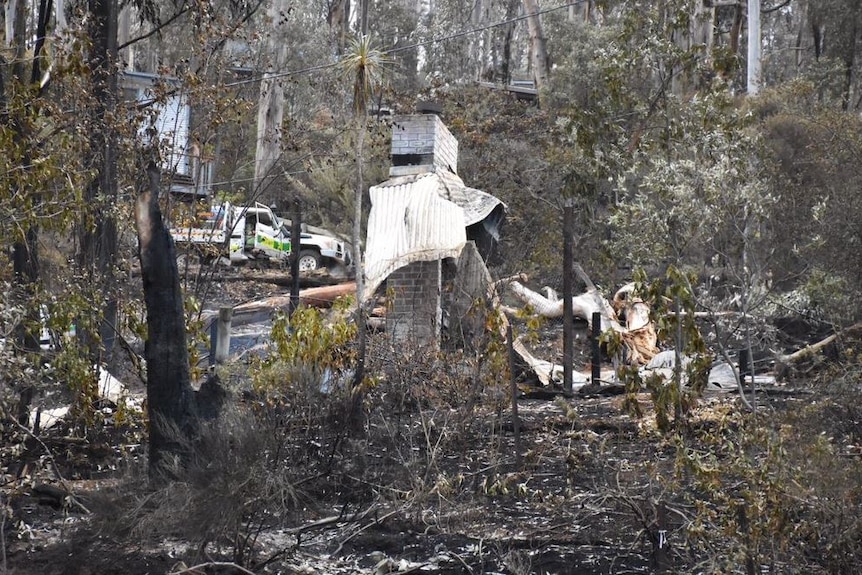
[297,249,321,272]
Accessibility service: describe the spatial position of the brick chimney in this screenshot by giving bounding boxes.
[378,111,464,350]
[389,113,459,177]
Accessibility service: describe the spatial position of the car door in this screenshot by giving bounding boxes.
[252,203,289,259]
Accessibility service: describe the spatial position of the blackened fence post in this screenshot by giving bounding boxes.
[591,311,602,386]
[563,198,574,394]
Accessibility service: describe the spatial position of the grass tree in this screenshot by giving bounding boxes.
[339,34,389,388]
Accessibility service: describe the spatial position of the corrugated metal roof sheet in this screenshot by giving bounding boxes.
[436,171,504,226]
[363,169,505,301]
[373,171,504,226]
[363,176,466,299]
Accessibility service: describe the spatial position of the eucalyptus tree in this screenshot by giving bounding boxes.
[758,84,862,322]
[254,0,291,197]
[418,0,526,84]
[364,0,422,91]
[522,0,549,93]
[1,0,104,418]
[806,0,862,109]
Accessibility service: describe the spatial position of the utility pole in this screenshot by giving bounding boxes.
[747,0,761,95]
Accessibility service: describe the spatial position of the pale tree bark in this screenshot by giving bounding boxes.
[4,0,19,47]
[328,0,350,55]
[522,0,549,94]
[55,0,69,33]
[507,280,659,366]
[794,0,807,70]
[747,0,761,94]
[254,0,290,196]
[671,0,714,94]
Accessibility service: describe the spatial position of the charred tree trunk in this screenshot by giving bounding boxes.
[729,4,744,59]
[562,199,574,394]
[136,162,199,477]
[352,116,367,391]
[290,197,302,315]
[11,228,41,352]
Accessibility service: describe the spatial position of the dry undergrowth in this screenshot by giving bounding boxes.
[4,327,862,574]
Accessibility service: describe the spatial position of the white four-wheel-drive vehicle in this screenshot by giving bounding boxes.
[170,202,350,271]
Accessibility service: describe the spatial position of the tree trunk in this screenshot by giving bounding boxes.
[562,199,574,394]
[137,162,199,478]
[359,0,368,35]
[501,0,519,85]
[841,7,858,110]
[254,0,290,197]
[522,0,549,95]
[11,228,41,352]
[671,1,714,94]
[5,0,42,354]
[809,2,823,61]
[328,0,350,55]
[352,116,367,389]
[729,4,744,63]
[747,0,761,95]
[79,0,120,366]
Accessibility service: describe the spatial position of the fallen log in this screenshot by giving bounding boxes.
[508,280,621,332]
[508,280,658,365]
[776,321,862,367]
[234,281,355,314]
[511,336,589,387]
[229,267,347,288]
[202,282,356,328]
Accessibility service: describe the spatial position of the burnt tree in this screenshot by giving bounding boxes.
[136,162,199,477]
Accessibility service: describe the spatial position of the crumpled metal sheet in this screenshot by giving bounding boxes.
[363,176,467,300]
[363,170,506,301]
[435,171,505,226]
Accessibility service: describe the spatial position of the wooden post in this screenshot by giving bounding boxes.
[563,198,574,395]
[738,348,752,378]
[507,324,522,468]
[213,306,232,364]
[591,311,601,386]
[290,197,302,316]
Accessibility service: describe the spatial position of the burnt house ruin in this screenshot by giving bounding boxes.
[363,112,505,349]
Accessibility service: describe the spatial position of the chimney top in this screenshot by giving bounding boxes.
[416,100,442,115]
[389,114,459,177]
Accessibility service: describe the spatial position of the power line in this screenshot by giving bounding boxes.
[223,1,585,88]
[387,0,584,55]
